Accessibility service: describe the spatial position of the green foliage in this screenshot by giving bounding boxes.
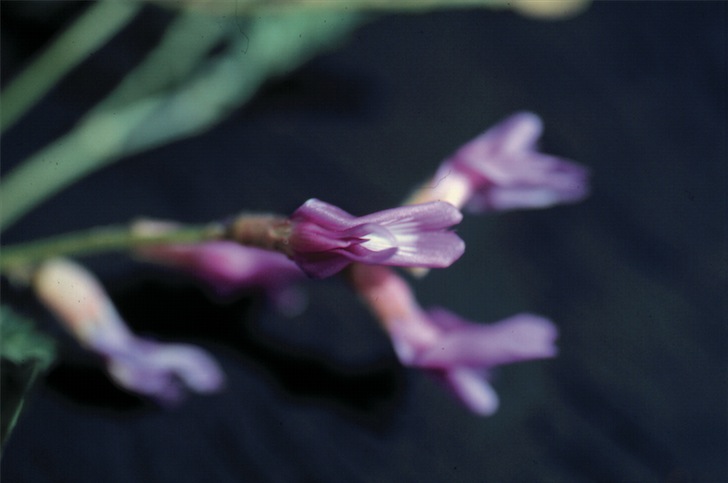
[1,306,56,450]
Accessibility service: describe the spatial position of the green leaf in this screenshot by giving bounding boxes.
[1,305,57,451]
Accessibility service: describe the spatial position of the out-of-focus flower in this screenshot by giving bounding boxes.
[289,199,465,279]
[138,240,307,315]
[136,240,303,295]
[349,264,557,415]
[412,308,557,415]
[33,258,224,405]
[409,112,589,213]
[133,219,307,314]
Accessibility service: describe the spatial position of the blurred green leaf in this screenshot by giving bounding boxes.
[1,306,56,451]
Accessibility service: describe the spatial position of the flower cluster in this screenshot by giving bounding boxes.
[30,112,588,415]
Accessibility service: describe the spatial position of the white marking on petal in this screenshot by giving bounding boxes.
[361,231,396,252]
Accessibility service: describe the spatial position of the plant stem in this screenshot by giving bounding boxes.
[0,210,297,274]
[166,0,507,14]
[0,223,225,273]
[0,1,142,132]
[0,11,362,231]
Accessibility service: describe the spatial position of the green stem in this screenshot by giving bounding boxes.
[169,0,507,14]
[0,11,362,231]
[0,99,164,232]
[0,222,225,273]
[0,1,142,132]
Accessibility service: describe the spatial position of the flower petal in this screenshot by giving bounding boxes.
[292,252,356,280]
[290,198,358,230]
[464,153,590,212]
[385,232,465,268]
[417,309,558,368]
[289,199,464,277]
[106,339,225,405]
[481,111,543,153]
[358,201,463,230]
[436,367,499,416]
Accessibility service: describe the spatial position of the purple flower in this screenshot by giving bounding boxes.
[34,258,225,405]
[133,220,307,314]
[289,199,465,278]
[350,265,557,415]
[401,308,558,415]
[102,337,225,405]
[410,112,589,212]
[138,241,304,294]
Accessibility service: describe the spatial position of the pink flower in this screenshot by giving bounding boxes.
[289,199,465,278]
[137,242,304,294]
[33,258,225,405]
[133,220,307,314]
[410,308,557,415]
[410,112,589,212]
[350,265,557,415]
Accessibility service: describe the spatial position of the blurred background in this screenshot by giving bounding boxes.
[1,1,726,481]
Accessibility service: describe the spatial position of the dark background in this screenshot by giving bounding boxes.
[2,2,726,482]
